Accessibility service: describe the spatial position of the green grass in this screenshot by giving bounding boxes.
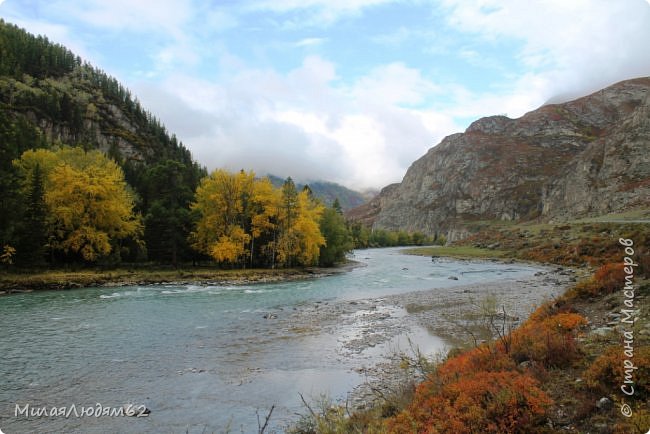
[570,208,650,223]
[401,246,510,259]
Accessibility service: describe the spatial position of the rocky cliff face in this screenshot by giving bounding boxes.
[352,77,650,236]
[24,101,150,162]
[542,81,650,217]
[345,183,400,226]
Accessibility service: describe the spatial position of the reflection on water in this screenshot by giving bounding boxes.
[0,248,542,432]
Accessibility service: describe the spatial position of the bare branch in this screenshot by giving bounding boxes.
[298,393,318,420]
[257,405,275,434]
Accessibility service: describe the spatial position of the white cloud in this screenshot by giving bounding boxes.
[350,62,441,106]
[133,54,458,190]
[294,37,326,47]
[246,0,400,26]
[69,0,193,37]
[441,0,650,102]
[443,73,551,120]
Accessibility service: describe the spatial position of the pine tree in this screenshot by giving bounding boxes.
[279,177,299,267]
[332,198,343,214]
[319,204,353,266]
[16,163,47,264]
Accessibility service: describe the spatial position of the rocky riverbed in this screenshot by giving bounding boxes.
[257,259,578,413]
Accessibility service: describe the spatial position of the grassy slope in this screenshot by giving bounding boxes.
[401,245,509,259]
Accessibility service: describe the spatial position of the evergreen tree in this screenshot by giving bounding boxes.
[319,205,353,267]
[142,160,194,266]
[16,163,47,264]
[280,177,299,267]
[332,198,343,214]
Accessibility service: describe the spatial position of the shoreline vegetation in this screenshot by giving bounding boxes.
[0,261,362,294]
[287,221,650,433]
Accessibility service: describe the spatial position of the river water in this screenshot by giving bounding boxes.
[0,248,545,433]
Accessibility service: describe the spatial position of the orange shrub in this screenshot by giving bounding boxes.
[509,312,586,367]
[566,262,626,299]
[583,345,650,398]
[387,371,552,433]
[542,312,588,331]
[565,277,599,299]
[526,299,563,323]
[437,347,516,382]
[593,262,626,293]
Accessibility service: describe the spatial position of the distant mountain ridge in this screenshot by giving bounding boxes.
[348,77,650,236]
[266,174,367,211]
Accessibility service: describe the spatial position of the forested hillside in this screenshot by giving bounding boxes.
[0,20,433,270]
[0,19,206,266]
[266,175,367,211]
[0,21,373,269]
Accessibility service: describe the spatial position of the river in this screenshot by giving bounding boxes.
[0,248,558,433]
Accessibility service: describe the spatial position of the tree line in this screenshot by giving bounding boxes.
[2,148,433,269]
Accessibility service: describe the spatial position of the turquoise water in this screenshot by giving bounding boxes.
[0,248,541,433]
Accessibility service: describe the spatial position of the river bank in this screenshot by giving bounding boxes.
[249,259,577,417]
[0,262,360,294]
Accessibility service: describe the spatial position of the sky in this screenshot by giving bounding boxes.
[1,1,650,190]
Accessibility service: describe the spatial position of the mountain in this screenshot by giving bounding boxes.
[0,20,205,263]
[0,21,201,164]
[348,77,650,237]
[266,175,367,211]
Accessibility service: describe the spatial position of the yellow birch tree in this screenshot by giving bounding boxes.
[190,170,326,268]
[190,169,253,265]
[14,147,142,262]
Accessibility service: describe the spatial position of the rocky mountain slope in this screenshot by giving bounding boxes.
[349,77,650,236]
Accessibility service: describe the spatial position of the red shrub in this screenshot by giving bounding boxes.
[584,345,650,398]
[509,312,586,367]
[387,371,552,433]
[593,262,626,294]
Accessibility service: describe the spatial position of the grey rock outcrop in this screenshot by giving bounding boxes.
[350,77,650,236]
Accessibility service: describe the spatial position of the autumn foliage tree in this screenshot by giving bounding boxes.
[275,181,325,267]
[190,170,325,267]
[14,147,142,262]
[190,169,254,265]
